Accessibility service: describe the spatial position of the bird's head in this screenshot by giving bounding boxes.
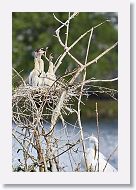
[89,134,98,149]
[49,53,53,61]
[34,48,46,58]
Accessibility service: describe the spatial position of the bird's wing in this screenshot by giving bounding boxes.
[39,71,46,77]
[39,59,44,73]
[85,148,96,166]
[28,69,40,86]
[28,71,33,85]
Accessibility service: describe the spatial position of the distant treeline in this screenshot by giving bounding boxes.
[12,12,118,119]
[12,12,118,90]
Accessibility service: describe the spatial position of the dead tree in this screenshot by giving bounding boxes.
[12,13,118,172]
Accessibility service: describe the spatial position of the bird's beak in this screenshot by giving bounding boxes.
[42,48,46,51]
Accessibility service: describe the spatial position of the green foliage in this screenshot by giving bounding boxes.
[12,12,118,119]
[12,12,118,82]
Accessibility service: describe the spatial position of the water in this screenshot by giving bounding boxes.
[83,119,118,169]
[12,119,118,171]
[53,119,118,171]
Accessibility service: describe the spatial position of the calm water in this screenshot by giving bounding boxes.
[53,119,118,171]
[83,119,118,169]
[12,119,118,171]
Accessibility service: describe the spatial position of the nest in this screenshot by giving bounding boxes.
[13,85,62,107]
[12,80,80,127]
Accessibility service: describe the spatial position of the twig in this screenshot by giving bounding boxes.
[12,68,26,86]
[53,13,65,25]
[103,145,118,172]
[69,42,118,85]
[54,20,111,73]
[77,29,93,171]
[83,77,118,84]
[55,12,79,31]
[86,42,118,68]
[48,139,81,162]
[67,52,83,67]
[12,133,37,163]
[65,12,70,48]
[95,102,100,172]
[12,13,118,172]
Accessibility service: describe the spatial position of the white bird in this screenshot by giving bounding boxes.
[38,49,47,87]
[44,54,56,87]
[29,48,45,87]
[83,134,117,172]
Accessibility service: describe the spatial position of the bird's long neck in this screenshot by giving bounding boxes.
[48,61,54,75]
[34,58,40,71]
[35,55,42,61]
[93,143,98,160]
[90,141,98,161]
[34,56,44,73]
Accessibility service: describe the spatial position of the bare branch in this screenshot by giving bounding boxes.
[95,102,100,172]
[77,29,93,171]
[53,13,65,25]
[69,42,118,85]
[83,77,118,85]
[12,13,117,172]
[67,52,83,67]
[13,68,26,86]
[65,12,70,48]
[103,145,118,172]
[54,20,111,73]
[12,132,37,163]
[86,42,118,67]
[55,12,79,31]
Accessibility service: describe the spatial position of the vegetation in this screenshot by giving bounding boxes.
[12,13,117,82]
[12,13,118,172]
[12,12,118,118]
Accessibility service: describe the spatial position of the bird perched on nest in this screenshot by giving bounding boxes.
[44,54,56,88]
[29,48,46,87]
[82,134,117,172]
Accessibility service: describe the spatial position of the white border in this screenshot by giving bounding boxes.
[0,0,130,184]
